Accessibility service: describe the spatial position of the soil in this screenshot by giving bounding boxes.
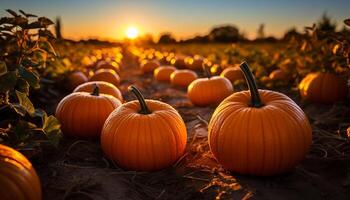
[32,48,350,200]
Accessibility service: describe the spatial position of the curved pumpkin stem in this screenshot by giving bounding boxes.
[91,84,100,96]
[129,85,151,114]
[202,63,211,79]
[240,62,264,108]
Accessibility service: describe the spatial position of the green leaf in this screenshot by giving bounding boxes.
[19,66,40,89]
[16,78,30,95]
[10,120,37,142]
[42,114,62,147]
[0,71,18,93]
[13,90,35,116]
[0,61,7,76]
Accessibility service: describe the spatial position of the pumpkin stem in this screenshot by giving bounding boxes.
[91,84,100,96]
[129,85,151,114]
[240,62,264,108]
[202,63,211,79]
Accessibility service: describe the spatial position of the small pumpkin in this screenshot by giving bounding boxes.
[170,69,198,87]
[90,69,120,86]
[101,86,187,171]
[0,144,41,200]
[269,69,290,81]
[299,72,348,104]
[56,85,121,138]
[188,66,233,106]
[96,61,120,73]
[140,60,160,73]
[154,66,176,82]
[73,81,123,101]
[220,66,244,83]
[189,55,205,69]
[208,62,312,176]
[171,56,187,69]
[67,71,88,91]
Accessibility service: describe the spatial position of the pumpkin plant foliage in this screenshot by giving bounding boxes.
[0,9,62,148]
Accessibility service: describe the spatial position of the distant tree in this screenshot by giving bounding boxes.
[55,16,62,40]
[283,27,303,41]
[257,23,265,39]
[208,25,241,43]
[139,33,155,44]
[317,13,337,32]
[158,33,176,43]
[181,35,209,43]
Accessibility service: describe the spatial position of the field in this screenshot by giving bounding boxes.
[1,9,350,200]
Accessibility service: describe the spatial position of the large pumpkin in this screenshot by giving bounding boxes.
[269,69,290,81]
[208,62,312,176]
[220,67,244,83]
[187,74,233,106]
[0,144,41,200]
[56,85,121,138]
[67,71,88,91]
[90,69,120,86]
[140,60,160,73]
[73,81,123,101]
[299,72,348,104]
[154,66,177,82]
[170,69,198,87]
[101,86,187,171]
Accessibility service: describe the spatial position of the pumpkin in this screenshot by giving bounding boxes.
[140,60,160,73]
[73,81,123,101]
[67,71,88,91]
[220,67,244,83]
[90,69,120,86]
[299,72,348,104]
[0,144,41,200]
[188,55,205,69]
[154,66,176,82]
[96,61,120,73]
[56,85,121,138]
[170,69,198,87]
[101,86,187,171]
[269,69,290,81]
[171,56,186,69]
[208,62,312,176]
[188,67,233,106]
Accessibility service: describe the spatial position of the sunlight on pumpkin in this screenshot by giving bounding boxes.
[125,26,139,39]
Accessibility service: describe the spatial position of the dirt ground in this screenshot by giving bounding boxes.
[33,49,350,200]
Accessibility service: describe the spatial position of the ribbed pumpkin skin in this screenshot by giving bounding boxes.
[208,90,312,176]
[96,61,120,73]
[154,66,176,82]
[90,69,120,86]
[299,72,348,104]
[73,81,123,101]
[269,69,289,81]
[187,76,233,106]
[0,144,41,200]
[140,60,160,73]
[56,92,121,138]
[101,100,187,171]
[220,67,244,83]
[68,71,88,90]
[170,70,198,87]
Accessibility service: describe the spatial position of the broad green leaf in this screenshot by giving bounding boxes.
[10,120,37,142]
[0,71,18,93]
[14,90,35,116]
[0,61,7,76]
[42,114,62,147]
[19,66,40,89]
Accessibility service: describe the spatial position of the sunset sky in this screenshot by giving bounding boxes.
[1,0,349,41]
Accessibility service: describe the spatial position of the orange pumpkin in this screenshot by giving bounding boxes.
[90,69,120,86]
[220,67,244,83]
[154,66,176,82]
[170,69,198,87]
[299,72,348,104]
[208,62,312,176]
[73,81,123,101]
[269,69,290,81]
[187,75,233,106]
[140,60,160,73]
[96,61,120,73]
[0,144,41,200]
[67,71,88,91]
[171,56,186,68]
[56,85,121,138]
[188,55,205,69]
[101,86,187,171]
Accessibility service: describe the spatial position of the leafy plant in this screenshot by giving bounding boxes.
[0,9,61,149]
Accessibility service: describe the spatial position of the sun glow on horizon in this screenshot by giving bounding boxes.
[125,26,139,39]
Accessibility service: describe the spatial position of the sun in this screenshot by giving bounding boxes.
[125,26,139,39]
